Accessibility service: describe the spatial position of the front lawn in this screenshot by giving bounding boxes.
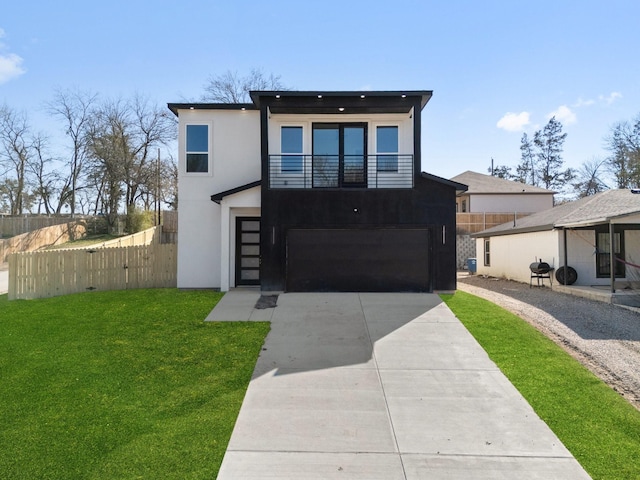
[0,289,270,479]
[442,291,640,480]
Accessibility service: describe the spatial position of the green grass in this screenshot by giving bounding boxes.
[442,291,640,480]
[0,289,270,479]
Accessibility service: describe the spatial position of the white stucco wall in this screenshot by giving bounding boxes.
[475,230,560,284]
[177,108,261,289]
[476,228,640,287]
[466,194,553,213]
[267,112,414,189]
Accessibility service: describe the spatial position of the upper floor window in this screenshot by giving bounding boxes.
[186,124,209,173]
[281,126,303,173]
[376,126,398,172]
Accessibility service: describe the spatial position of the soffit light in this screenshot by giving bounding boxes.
[338,107,345,112]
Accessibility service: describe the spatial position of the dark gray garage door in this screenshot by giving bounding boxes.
[286,228,430,292]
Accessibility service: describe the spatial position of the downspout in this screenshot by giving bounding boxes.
[609,221,616,294]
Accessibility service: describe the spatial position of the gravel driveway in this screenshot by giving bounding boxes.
[457,274,640,410]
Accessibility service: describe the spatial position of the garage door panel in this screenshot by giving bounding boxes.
[286,229,430,292]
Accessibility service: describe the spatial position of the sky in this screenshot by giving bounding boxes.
[1,0,639,185]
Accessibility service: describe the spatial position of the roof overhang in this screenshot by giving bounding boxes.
[421,172,468,195]
[210,180,261,204]
[250,90,432,115]
[167,103,256,116]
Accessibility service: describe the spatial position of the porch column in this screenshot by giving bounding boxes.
[563,227,568,285]
[609,222,616,294]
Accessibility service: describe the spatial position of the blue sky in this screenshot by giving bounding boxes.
[1,0,638,183]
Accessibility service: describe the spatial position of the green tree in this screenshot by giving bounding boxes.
[533,116,573,190]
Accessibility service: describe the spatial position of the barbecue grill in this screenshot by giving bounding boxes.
[529,260,553,287]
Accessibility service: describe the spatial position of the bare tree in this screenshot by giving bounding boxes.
[47,88,98,217]
[572,158,609,198]
[86,96,176,232]
[605,115,640,189]
[0,105,33,215]
[202,68,286,103]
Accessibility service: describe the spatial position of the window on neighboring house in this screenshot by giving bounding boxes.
[462,199,467,213]
[484,238,490,266]
[376,126,398,172]
[596,229,625,278]
[186,124,209,173]
[281,126,303,173]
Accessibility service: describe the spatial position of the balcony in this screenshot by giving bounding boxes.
[268,154,414,189]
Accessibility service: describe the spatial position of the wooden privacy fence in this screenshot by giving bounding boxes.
[456,212,533,234]
[0,215,76,237]
[8,243,176,300]
[1,222,87,262]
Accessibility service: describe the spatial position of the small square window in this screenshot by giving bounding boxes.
[186,124,209,173]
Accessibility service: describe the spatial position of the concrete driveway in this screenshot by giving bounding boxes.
[208,291,590,480]
[0,263,7,295]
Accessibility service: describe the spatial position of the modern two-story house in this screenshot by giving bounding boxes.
[168,90,466,293]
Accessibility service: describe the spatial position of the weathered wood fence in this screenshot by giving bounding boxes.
[1,222,87,262]
[0,215,76,237]
[456,212,533,234]
[8,243,176,300]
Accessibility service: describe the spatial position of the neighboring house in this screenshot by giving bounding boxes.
[168,90,467,293]
[452,170,555,270]
[451,170,555,214]
[473,189,640,290]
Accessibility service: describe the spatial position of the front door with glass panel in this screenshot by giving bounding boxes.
[312,123,366,187]
[236,217,260,286]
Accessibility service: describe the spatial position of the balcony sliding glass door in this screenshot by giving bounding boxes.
[312,123,366,188]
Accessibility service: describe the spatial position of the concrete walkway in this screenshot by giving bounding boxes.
[208,291,591,479]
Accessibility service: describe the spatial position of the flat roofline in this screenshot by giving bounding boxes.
[250,90,433,110]
[167,103,257,116]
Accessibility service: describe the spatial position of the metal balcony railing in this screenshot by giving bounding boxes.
[268,154,414,189]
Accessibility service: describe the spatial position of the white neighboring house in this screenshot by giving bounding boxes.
[451,170,554,213]
[474,189,640,291]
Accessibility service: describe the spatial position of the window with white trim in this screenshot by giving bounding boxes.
[186,124,209,173]
[484,238,490,266]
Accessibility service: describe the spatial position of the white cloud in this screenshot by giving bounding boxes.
[0,28,26,84]
[573,97,595,108]
[0,53,25,84]
[599,91,622,105]
[548,105,577,125]
[496,111,530,132]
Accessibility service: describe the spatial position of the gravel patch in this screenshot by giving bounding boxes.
[457,274,640,410]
